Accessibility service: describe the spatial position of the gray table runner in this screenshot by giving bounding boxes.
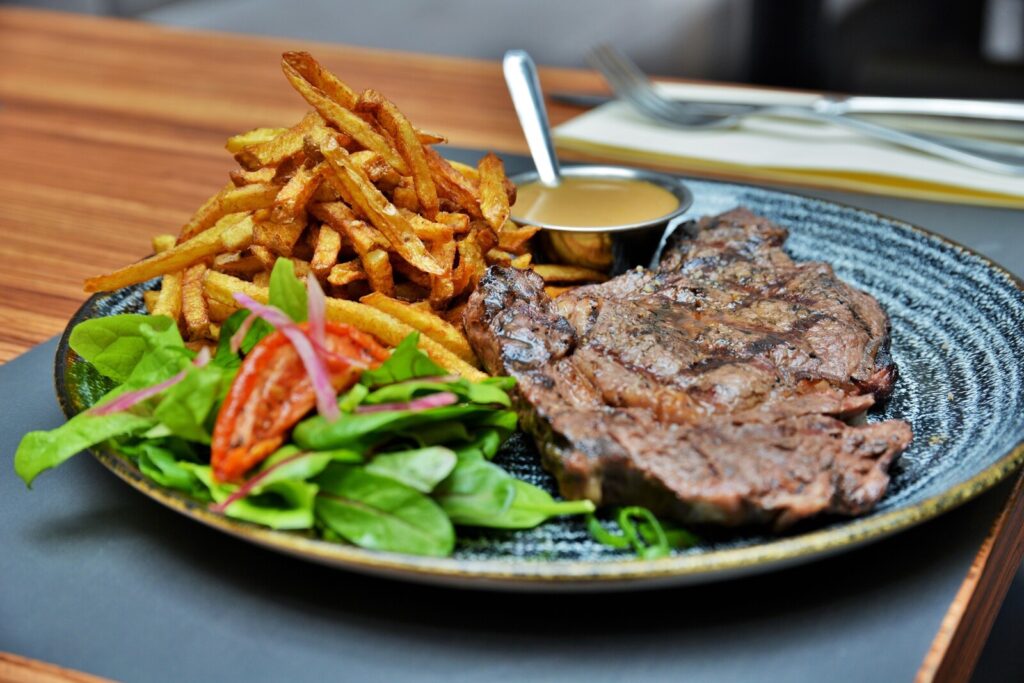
[2,148,1021,682]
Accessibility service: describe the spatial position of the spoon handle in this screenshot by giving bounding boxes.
[503,50,562,186]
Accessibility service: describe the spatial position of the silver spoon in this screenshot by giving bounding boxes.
[503,50,562,187]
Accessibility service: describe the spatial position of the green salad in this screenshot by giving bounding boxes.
[15,259,693,559]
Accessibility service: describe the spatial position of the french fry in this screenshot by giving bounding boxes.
[531,264,609,283]
[202,271,483,379]
[436,211,470,234]
[510,252,533,269]
[143,290,159,313]
[282,51,359,109]
[423,147,482,219]
[498,222,541,253]
[310,224,342,277]
[443,302,468,327]
[428,239,456,308]
[312,202,391,256]
[357,89,439,218]
[362,248,395,296]
[327,259,366,287]
[254,214,306,257]
[321,141,443,275]
[452,229,486,297]
[85,214,254,292]
[225,127,287,154]
[404,211,454,243]
[182,263,211,340]
[207,297,237,323]
[152,271,183,321]
[234,111,322,170]
[477,153,510,231]
[544,285,574,298]
[282,58,409,174]
[212,252,264,277]
[485,248,514,266]
[449,159,515,204]
[391,185,419,212]
[230,167,277,187]
[349,150,402,187]
[361,291,477,365]
[152,234,176,253]
[179,184,278,241]
[271,163,324,221]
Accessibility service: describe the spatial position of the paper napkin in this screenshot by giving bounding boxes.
[552,82,1024,208]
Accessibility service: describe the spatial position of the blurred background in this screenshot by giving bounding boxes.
[4,0,1024,97]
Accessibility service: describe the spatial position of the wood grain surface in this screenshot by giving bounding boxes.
[0,6,605,363]
[0,8,1020,683]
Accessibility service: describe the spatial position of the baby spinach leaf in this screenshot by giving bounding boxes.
[315,465,454,556]
[433,458,516,526]
[15,410,156,486]
[122,442,202,494]
[269,258,307,323]
[152,364,232,444]
[183,463,317,530]
[359,333,446,387]
[213,310,268,367]
[293,404,496,451]
[364,378,510,408]
[480,480,595,529]
[69,314,183,384]
[366,446,457,493]
[398,420,473,447]
[337,383,369,413]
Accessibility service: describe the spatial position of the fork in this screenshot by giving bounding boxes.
[587,45,1024,176]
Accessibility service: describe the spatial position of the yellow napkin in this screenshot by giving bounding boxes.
[552,82,1024,208]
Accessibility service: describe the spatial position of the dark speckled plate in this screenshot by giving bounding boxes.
[56,180,1024,591]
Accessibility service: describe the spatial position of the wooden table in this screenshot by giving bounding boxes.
[0,8,1021,683]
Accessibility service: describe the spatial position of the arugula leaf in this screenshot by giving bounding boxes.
[433,457,516,525]
[366,446,457,493]
[269,258,307,322]
[69,314,183,384]
[15,411,156,486]
[359,333,446,387]
[315,464,454,556]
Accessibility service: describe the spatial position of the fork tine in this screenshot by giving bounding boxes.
[588,46,682,123]
[596,46,685,118]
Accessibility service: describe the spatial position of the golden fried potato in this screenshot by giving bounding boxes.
[234,111,322,170]
[357,89,439,218]
[498,222,541,253]
[531,264,609,283]
[203,271,483,379]
[182,263,211,340]
[143,290,159,313]
[361,291,477,365]
[321,141,442,275]
[282,57,409,174]
[423,147,482,219]
[179,184,278,241]
[362,248,395,296]
[310,225,342,277]
[225,127,287,154]
[327,259,366,287]
[477,153,510,231]
[85,214,254,292]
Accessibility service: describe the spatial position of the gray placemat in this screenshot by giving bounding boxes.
[2,329,1016,683]
[2,149,1019,683]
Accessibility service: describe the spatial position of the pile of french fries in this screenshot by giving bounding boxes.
[84,51,607,378]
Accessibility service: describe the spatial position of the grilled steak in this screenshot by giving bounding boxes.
[466,208,912,530]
